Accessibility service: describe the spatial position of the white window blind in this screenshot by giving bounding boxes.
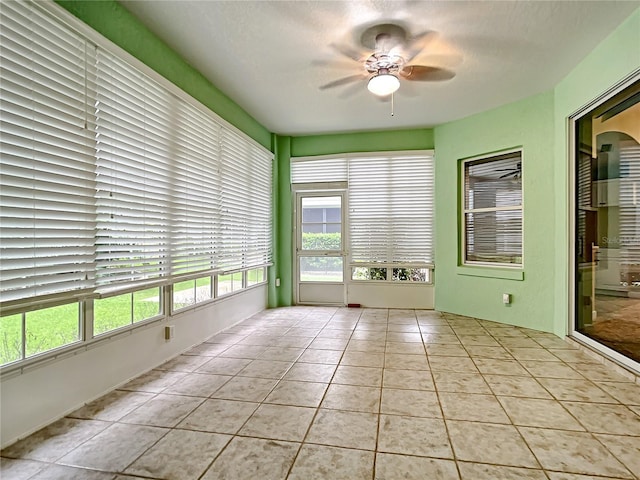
[291,152,435,265]
[463,151,523,265]
[0,1,97,303]
[291,157,348,184]
[349,154,434,264]
[1,0,273,304]
[619,143,640,269]
[94,48,173,289]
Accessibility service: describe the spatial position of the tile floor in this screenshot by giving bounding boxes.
[2,306,640,480]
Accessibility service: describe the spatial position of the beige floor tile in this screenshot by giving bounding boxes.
[236,359,294,379]
[499,337,542,349]
[429,356,478,373]
[0,458,47,480]
[425,344,469,357]
[239,404,316,442]
[309,338,350,350]
[483,374,552,398]
[473,358,531,376]
[161,373,231,397]
[447,420,539,468]
[386,332,423,343]
[375,453,459,480]
[29,464,115,480]
[562,402,640,435]
[464,345,512,359]
[420,324,455,334]
[237,334,280,346]
[497,397,584,431]
[439,392,510,424]
[57,423,168,472]
[258,346,305,362]
[547,349,600,363]
[195,357,252,375]
[382,368,435,390]
[185,342,230,356]
[341,351,385,368]
[217,344,269,359]
[1,418,110,462]
[569,363,634,383]
[119,370,187,393]
[274,336,314,348]
[545,472,632,480]
[282,363,337,383]
[595,433,640,478]
[288,444,374,480]
[207,332,246,344]
[380,388,441,418]
[297,349,343,364]
[265,380,328,407]
[534,337,576,349]
[457,462,548,479]
[124,429,230,480]
[201,437,298,480]
[333,365,383,387]
[596,381,640,405]
[385,342,425,355]
[346,340,386,353]
[507,347,561,362]
[118,394,202,428]
[321,384,380,413]
[433,372,492,394]
[458,335,500,347]
[384,353,430,370]
[422,333,462,345]
[520,360,583,379]
[156,354,211,372]
[351,330,387,342]
[210,376,278,402]
[519,427,633,478]
[378,414,452,458]
[305,409,378,450]
[68,390,155,421]
[177,398,258,433]
[316,328,353,339]
[536,377,617,403]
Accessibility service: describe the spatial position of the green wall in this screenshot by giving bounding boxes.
[292,128,434,157]
[56,0,271,149]
[551,8,640,336]
[434,92,556,332]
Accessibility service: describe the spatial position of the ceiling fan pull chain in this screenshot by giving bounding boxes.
[391,92,395,117]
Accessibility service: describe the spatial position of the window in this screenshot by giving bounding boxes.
[217,272,244,297]
[291,151,435,283]
[463,150,523,266]
[0,1,272,368]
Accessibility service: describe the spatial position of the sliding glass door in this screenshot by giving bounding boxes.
[574,77,640,367]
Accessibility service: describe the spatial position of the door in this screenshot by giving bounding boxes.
[295,192,345,305]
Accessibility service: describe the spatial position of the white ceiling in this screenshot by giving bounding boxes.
[120,1,638,136]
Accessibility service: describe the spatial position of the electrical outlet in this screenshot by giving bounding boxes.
[165,325,175,340]
[275,278,281,287]
[502,293,511,304]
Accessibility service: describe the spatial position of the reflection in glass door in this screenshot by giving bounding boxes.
[296,193,345,304]
[574,78,640,367]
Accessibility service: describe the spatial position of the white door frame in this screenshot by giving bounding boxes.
[293,188,347,305]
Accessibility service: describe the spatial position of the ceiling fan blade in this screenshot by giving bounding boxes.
[403,31,438,63]
[319,74,365,90]
[329,42,366,63]
[401,65,455,82]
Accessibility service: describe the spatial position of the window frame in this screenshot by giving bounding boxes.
[461,149,524,268]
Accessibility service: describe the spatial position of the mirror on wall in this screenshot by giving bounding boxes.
[575,78,640,365]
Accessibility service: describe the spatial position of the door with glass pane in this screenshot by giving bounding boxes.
[295,193,345,305]
[574,78,640,367]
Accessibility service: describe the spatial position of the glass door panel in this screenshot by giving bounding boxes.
[574,78,640,365]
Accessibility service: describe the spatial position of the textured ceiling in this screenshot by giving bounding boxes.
[120,1,638,136]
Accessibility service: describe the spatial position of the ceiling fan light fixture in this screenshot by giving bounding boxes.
[367,73,400,96]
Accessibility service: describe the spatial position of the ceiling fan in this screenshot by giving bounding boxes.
[497,162,522,179]
[320,23,456,98]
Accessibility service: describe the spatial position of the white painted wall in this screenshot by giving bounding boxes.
[0,286,267,448]
[347,283,435,309]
